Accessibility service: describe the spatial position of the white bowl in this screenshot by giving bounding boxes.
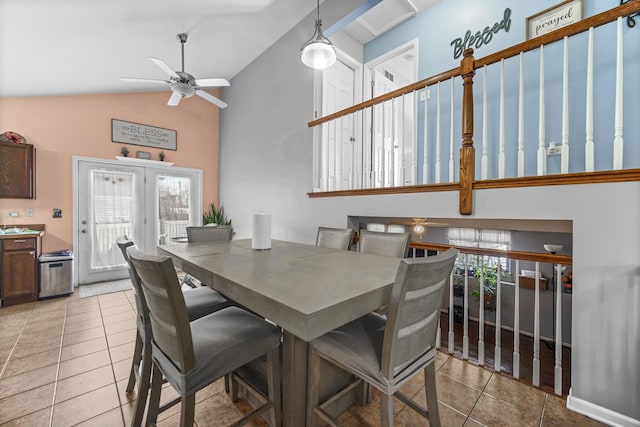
[544,244,563,253]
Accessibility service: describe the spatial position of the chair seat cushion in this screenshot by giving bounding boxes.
[311,312,435,394]
[183,286,229,321]
[153,306,281,396]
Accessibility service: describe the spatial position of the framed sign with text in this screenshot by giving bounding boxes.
[526,0,583,40]
[111,119,177,151]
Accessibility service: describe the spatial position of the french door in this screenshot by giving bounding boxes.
[74,157,202,285]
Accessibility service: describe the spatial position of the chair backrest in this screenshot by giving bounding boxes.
[186,226,232,243]
[316,227,354,250]
[381,248,458,379]
[116,236,151,337]
[127,247,195,374]
[358,230,411,258]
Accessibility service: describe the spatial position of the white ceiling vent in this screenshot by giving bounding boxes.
[357,0,417,38]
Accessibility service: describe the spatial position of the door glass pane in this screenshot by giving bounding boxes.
[157,175,191,245]
[91,169,135,270]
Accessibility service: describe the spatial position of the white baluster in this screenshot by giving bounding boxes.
[381,101,387,188]
[561,37,570,174]
[537,45,547,176]
[554,263,563,395]
[322,122,329,191]
[518,53,525,177]
[499,59,506,179]
[312,124,320,191]
[333,116,344,190]
[494,259,502,372]
[613,17,624,169]
[482,66,488,180]
[423,88,429,184]
[463,254,469,359]
[513,260,521,379]
[389,98,396,187]
[478,255,485,366]
[449,77,455,183]
[435,82,442,183]
[448,268,455,354]
[533,262,541,387]
[585,28,595,172]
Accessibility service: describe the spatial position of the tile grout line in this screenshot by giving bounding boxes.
[47,298,71,427]
[539,393,550,427]
[0,304,35,379]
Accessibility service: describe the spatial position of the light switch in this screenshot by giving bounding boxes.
[25,208,34,217]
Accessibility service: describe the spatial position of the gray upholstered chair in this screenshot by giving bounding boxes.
[186,225,233,242]
[306,248,458,427]
[127,247,282,427]
[181,225,232,287]
[116,237,230,427]
[358,230,411,258]
[315,226,354,250]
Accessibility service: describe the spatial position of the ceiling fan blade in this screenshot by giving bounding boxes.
[121,77,170,84]
[149,57,180,79]
[167,92,182,107]
[194,78,230,88]
[196,90,227,109]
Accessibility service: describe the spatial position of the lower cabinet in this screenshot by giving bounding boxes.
[1,236,40,306]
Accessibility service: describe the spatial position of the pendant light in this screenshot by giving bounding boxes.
[300,0,336,70]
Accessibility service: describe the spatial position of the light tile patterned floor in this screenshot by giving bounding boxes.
[0,291,603,426]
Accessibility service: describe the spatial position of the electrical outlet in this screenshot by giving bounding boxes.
[25,208,34,217]
[419,89,430,102]
[6,211,19,217]
[547,142,562,155]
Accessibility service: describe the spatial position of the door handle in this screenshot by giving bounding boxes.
[81,220,87,225]
[81,229,87,234]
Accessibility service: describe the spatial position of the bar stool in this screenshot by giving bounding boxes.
[116,237,231,427]
[127,247,281,427]
[306,248,457,427]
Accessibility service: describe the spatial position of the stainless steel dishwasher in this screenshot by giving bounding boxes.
[39,250,74,298]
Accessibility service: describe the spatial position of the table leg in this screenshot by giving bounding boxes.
[282,331,309,427]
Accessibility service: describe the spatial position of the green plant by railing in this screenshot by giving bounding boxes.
[203,202,232,226]
[471,263,500,299]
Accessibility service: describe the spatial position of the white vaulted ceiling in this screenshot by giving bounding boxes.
[0,0,440,98]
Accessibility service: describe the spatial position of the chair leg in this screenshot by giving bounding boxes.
[146,362,163,426]
[380,393,394,427]
[266,347,282,427]
[305,346,321,427]
[126,330,143,393]
[230,370,239,402]
[424,363,441,427]
[130,338,153,427]
[179,394,196,427]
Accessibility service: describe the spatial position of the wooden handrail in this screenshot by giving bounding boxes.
[411,241,572,265]
[308,2,639,129]
[307,66,460,127]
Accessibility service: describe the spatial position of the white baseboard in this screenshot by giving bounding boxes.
[567,388,640,427]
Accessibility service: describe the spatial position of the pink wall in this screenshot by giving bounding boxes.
[0,91,220,252]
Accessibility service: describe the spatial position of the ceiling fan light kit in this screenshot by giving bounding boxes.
[300,0,336,70]
[122,33,229,108]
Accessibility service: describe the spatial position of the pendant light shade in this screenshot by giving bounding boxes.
[301,0,336,70]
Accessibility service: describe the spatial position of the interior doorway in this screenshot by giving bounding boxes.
[73,157,202,285]
[364,39,418,187]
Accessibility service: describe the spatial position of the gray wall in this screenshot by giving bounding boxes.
[219,0,640,423]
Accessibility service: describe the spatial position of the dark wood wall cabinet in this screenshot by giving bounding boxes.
[0,141,35,199]
[1,234,42,306]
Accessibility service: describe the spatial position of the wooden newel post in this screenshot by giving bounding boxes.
[459,48,476,215]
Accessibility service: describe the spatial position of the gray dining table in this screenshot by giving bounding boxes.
[158,239,400,427]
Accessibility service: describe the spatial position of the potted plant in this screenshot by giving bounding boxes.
[472,263,500,310]
[203,202,232,227]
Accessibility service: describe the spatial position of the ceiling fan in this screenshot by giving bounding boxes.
[122,33,229,108]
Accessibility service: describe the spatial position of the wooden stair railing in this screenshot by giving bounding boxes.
[307,1,640,215]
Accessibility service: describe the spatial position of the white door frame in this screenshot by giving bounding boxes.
[364,38,418,100]
[72,156,203,285]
